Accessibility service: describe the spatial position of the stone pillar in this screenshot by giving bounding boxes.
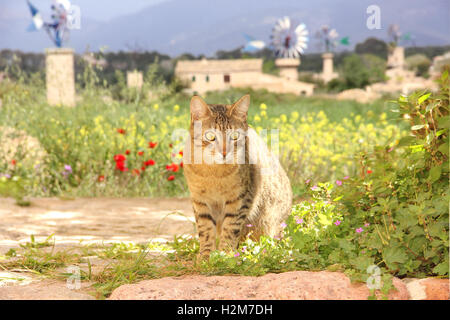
[387,46,405,69]
[321,52,338,83]
[127,70,143,89]
[46,48,75,107]
[275,58,300,81]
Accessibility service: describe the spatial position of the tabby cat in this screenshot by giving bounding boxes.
[183,95,292,258]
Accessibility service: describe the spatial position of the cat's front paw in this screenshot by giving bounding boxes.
[196,251,211,264]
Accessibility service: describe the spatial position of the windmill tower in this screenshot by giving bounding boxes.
[271,17,309,81]
[315,25,340,83]
[27,0,78,106]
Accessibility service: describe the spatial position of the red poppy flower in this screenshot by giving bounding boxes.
[168,175,175,181]
[145,159,155,166]
[148,142,158,149]
[125,150,130,155]
[169,144,173,148]
[166,163,179,172]
[179,150,183,156]
[367,170,373,174]
[138,151,144,156]
[141,166,146,171]
[115,161,128,172]
[132,169,140,176]
[180,162,183,168]
[11,159,16,165]
[114,154,126,162]
[98,175,105,182]
[117,128,126,134]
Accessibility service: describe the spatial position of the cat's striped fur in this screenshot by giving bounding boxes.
[183,95,292,258]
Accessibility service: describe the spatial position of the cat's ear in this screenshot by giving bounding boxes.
[229,94,250,121]
[190,96,211,121]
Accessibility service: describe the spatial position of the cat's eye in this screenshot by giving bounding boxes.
[204,131,216,141]
[230,131,240,140]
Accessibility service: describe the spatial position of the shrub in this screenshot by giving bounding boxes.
[204,73,449,294]
[406,54,431,78]
[336,54,386,91]
[306,72,449,279]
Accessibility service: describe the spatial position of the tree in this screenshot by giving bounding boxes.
[361,54,386,83]
[355,37,388,59]
[341,54,370,88]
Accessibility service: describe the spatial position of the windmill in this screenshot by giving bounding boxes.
[388,24,401,46]
[26,0,78,106]
[314,25,346,83]
[315,25,350,52]
[271,16,309,59]
[315,25,339,52]
[26,0,76,47]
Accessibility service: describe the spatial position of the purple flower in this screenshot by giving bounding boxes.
[364,223,370,227]
[343,176,350,180]
[336,180,343,186]
[64,165,72,173]
[246,224,253,228]
[356,227,364,233]
[280,222,287,228]
[305,179,311,184]
[334,220,342,226]
[295,218,304,224]
[311,185,319,191]
[234,252,240,257]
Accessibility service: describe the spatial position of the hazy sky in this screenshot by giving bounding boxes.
[0,0,169,21]
[1,0,448,54]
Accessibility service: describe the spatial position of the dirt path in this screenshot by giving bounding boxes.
[0,197,195,252]
[0,197,195,299]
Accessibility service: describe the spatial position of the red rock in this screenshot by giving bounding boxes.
[109,271,409,300]
[406,278,449,300]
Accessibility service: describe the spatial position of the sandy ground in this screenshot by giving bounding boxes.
[0,197,196,299]
[0,197,195,252]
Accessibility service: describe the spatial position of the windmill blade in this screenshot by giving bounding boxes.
[339,36,350,45]
[243,40,266,52]
[282,16,291,30]
[26,0,44,31]
[295,23,307,34]
[329,29,339,39]
[243,34,255,42]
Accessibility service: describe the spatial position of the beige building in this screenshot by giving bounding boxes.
[175,58,314,96]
